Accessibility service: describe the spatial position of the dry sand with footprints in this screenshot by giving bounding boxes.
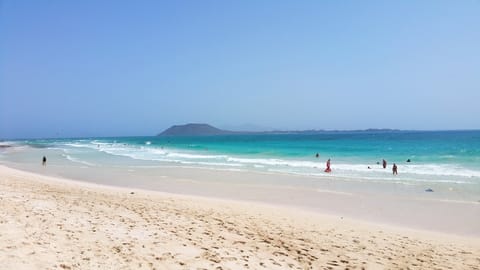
[1,165,479,269]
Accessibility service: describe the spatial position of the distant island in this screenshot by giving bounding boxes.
[157,123,400,136]
[158,124,235,136]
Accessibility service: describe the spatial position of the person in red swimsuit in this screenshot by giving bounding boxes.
[325,158,331,173]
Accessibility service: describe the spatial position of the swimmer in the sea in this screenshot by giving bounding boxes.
[392,163,398,175]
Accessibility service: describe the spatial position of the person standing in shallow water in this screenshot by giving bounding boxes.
[392,163,398,175]
[382,159,387,169]
[324,158,331,173]
[42,156,47,166]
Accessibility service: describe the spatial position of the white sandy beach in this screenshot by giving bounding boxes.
[1,165,479,269]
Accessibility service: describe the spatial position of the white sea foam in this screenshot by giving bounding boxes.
[227,157,320,168]
[63,143,87,148]
[61,153,96,166]
[166,152,228,159]
[53,139,480,183]
[0,141,20,146]
[321,163,480,178]
[84,143,242,168]
[175,161,244,167]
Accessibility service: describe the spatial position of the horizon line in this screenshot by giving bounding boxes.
[2,128,480,141]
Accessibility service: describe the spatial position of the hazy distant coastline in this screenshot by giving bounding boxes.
[158,123,400,136]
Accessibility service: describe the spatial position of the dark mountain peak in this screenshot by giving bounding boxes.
[158,123,232,136]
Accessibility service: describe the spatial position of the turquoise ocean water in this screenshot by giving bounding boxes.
[2,130,480,186]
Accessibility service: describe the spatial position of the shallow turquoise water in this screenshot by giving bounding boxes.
[3,130,479,186]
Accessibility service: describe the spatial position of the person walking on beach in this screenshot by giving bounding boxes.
[324,158,331,173]
[42,156,47,166]
[382,159,387,169]
[392,163,398,175]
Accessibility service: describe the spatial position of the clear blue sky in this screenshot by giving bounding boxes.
[1,1,479,138]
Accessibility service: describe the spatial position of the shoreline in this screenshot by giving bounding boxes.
[2,159,480,237]
[2,164,479,240]
[1,165,479,269]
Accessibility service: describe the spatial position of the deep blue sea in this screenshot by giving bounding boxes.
[3,130,480,185]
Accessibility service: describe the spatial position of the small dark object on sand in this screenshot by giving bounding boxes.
[130,192,135,195]
[425,188,434,192]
